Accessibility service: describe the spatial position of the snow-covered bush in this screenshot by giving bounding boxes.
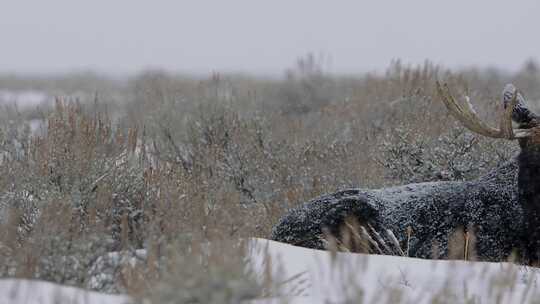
[378,123,516,183]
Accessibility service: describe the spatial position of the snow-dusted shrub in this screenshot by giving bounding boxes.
[1,100,147,246]
[378,124,516,183]
[275,53,337,115]
[0,100,150,290]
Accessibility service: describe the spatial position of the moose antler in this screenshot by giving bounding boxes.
[436,81,531,139]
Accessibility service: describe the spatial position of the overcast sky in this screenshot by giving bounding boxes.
[1,0,539,75]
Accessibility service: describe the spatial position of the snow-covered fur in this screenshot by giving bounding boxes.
[270,158,521,261]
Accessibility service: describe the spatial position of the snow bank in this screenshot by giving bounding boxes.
[0,279,129,304]
[249,238,540,303]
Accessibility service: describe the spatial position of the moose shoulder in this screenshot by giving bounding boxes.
[271,83,540,263]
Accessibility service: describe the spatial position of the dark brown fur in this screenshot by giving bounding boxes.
[518,128,540,263]
[512,97,540,264]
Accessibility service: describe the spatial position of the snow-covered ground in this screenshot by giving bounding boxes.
[0,90,51,109]
[0,279,129,304]
[249,239,540,303]
[1,238,539,303]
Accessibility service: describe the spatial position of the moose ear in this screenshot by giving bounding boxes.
[502,83,535,124]
[502,84,522,109]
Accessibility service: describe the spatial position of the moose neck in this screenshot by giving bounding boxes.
[516,107,540,263]
[518,140,540,263]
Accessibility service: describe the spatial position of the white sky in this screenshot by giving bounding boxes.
[1,0,539,75]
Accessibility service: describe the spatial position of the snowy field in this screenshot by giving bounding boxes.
[2,238,539,304]
[0,279,130,304]
[250,239,540,303]
[0,90,51,109]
